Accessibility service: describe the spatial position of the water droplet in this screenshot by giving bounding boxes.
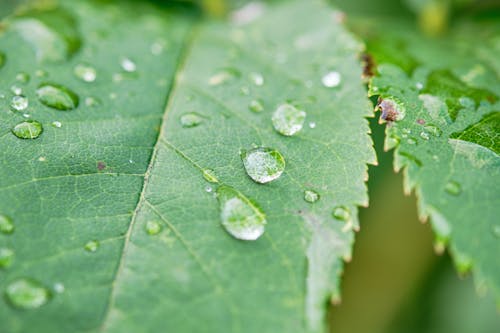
[322,71,342,88]
[420,131,430,140]
[120,57,136,72]
[332,206,351,221]
[208,68,240,86]
[51,121,62,128]
[53,283,65,293]
[308,122,316,129]
[5,278,51,309]
[492,225,500,238]
[377,97,406,122]
[145,221,161,235]
[35,69,47,77]
[36,83,79,110]
[180,113,203,128]
[407,138,417,145]
[74,63,97,82]
[445,181,461,196]
[202,169,218,183]
[85,96,101,107]
[0,215,14,234]
[249,99,264,113]
[250,72,264,86]
[150,40,166,55]
[304,190,320,203]
[12,120,43,139]
[10,95,28,111]
[16,72,30,83]
[0,248,14,268]
[241,147,285,184]
[205,186,213,193]
[84,240,99,252]
[216,185,266,240]
[424,124,442,137]
[272,103,306,136]
[11,85,22,95]
[415,82,424,90]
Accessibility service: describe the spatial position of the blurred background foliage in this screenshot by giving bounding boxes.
[1,0,498,332]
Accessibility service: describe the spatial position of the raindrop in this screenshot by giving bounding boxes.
[407,138,417,145]
[208,68,240,86]
[249,99,264,113]
[424,124,442,137]
[205,186,213,193]
[120,57,136,72]
[10,95,28,111]
[145,221,161,235]
[35,69,47,77]
[84,240,99,252]
[51,121,62,128]
[0,215,14,234]
[180,113,203,128]
[16,72,30,83]
[0,248,14,268]
[250,72,264,86]
[492,225,500,238]
[308,122,316,129]
[53,283,65,293]
[36,83,79,110]
[332,206,351,221]
[12,120,43,139]
[445,181,461,196]
[85,96,101,107]
[272,103,306,136]
[11,85,22,95]
[304,190,320,203]
[216,185,266,240]
[322,71,342,88]
[420,131,430,140]
[202,169,218,183]
[5,278,51,309]
[74,63,97,82]
[415,82,424,90]
[241,147,285,184]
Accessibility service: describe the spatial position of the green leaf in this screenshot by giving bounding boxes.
[364,19,500,299]
[0,0,374,332]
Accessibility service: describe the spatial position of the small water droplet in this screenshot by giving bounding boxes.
[5,278,51,309]
[332,206,351,221]
[84,240,99,252]
[304,190,320,203]
[322,71,342,88]
[415,82,424,90]
[208,68,240,86]
[11,85,22,95]
[121,57,136,72]
[241,147,285,184]
[180,113,203,128]
[308,121,316,129]
[445,181,461,196]
[492,225,500,238]
[205,186,213,193]
[12,120,43,139]
[85,96,101,107]
[0,248,14,268]
[36,83,79,110]
[10,95,28,111]
[145,221,161,235]
[150,40,165,55]
[74,63,97,82]
[0,215,14,234]
[407,138,417,145]
[216,185,266,241]
[424,124,442,137]
[202,169,218,183]
[16,72,30,83]
[272,103,306,136]
[51,121,62,128]
[35,69,47,77]
[249,99,264,113]
[250,72,264,86]
[53,283,65,293]
[420,131,430,140]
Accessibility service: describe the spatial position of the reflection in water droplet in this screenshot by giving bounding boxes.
[10,95,28,111]
[250,72,264,86]
[272,103,306,136]
[145,221,161,235]
[51,121,62,128]
[84,240,99,252]
[249,99,264,113]
[12,120,43,139]
[332,206,351,221]
[74,63,97,82]
[202,169,218,183]
[0,248,14,268]
[304,190,320,203]
[445,181,461,196]
[36,83,79,110]
[11,85,22,95]
[216,185,266,240]
[0,215,14,234]
[121,57,136,72]
[241,147,285,184]
[16,72,30,83]
[5,279,51,309]
[322,71,342,88]
[180,113,203,128]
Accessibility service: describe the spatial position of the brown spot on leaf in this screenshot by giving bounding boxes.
[361,53,376,79]
[97,161,106,171]
[416,118,426,125]
[376,97,404,123]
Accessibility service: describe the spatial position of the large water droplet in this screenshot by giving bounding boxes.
[120,57,136,72]
[36,83,79,110]
[445,181,461,196]
[304,190,320,203]
[0,248,14,269]
[216,185,266,240]
[84,240,99,252]
[249,99,264,113]
[145,221,162,235]
[0,215,14,234]
[74,63,96,82]
[5,279,51,309]
[10,95,28,111]
[12,120,43,139]
[332,206,351,221]
[321,71,342,88]
[202,169,219,183]
[180,113,203,128]
[241,147,285,184]
[272,103,306,136]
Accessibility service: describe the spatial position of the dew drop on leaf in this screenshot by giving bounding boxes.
[0,215,14,234]
[84,240,99,252]
[202,169,218,183]
[321,71,341,88]
[420,131,430,140]
[424,124,442,137]
[10,95,28,111]
[74,63,97,82]
[241,147,285,184]
[216,185,266,241]
[85,96,101,107]
[304,190,320,203]
[53,283,65,294]
[12,120,43,139]
[445,181,461,196]
[208,68,240,86]
[51,121,62,128]
[11,85,22,95]
[16,72,30,83]
[492,225,500,238]
[180,113,203,128]
[145,221,162,235]
[205,186,213,193]
[0,247,14,268]
[272,103,306,136]
[332,206,351,221]
[249,99,264,113]
[120,57,136,72]
[5,278,51,310]
[36,83,79,110]
[250,72,264,86]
